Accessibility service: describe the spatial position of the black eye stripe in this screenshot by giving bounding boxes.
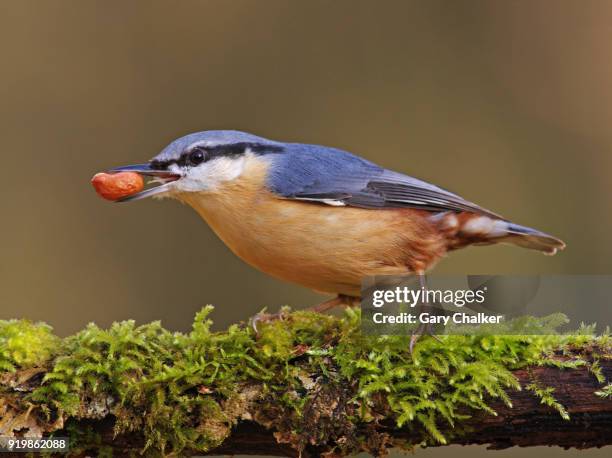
[150,142,283,169]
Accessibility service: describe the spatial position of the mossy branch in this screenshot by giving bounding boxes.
[0,308,611,457]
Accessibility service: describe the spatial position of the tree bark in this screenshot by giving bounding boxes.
[209,360,612,456]
[5,358,607,458]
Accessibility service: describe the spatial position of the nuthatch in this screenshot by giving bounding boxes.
[109,131,565,338]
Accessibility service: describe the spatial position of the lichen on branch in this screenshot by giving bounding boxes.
[0,308,610,457]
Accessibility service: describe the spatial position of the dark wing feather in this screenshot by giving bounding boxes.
[360,179,504,218]
[267,143,504,220]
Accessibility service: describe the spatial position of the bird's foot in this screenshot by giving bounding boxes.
[307,294,360,313]
[409,317,442,354]
[251,308,289,335]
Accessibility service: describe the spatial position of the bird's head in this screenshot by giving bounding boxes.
[109,130,284,201]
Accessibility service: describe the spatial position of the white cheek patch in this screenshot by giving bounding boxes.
[176,156,247,192]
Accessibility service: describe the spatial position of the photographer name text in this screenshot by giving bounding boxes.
[371,311,504,325]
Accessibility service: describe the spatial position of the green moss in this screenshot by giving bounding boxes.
[595,383,612,399]
[0,308,609,456]
[525,382,569,420]
[0,319,59,371]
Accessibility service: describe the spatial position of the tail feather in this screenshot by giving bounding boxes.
[503,222,566,255]
[436,212,567,255]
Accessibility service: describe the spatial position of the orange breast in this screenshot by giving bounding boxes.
[177,158,447,296]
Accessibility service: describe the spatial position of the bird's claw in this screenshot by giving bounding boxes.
[251,310,288,335]
[409,320,442,354]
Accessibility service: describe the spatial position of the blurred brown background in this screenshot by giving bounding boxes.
[0,1,611,455]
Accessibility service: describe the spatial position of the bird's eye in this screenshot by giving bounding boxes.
[189,149,206,165]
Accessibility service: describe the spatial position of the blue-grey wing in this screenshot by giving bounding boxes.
[266,143,504,219]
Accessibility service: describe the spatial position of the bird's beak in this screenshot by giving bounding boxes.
[107,163,182,202]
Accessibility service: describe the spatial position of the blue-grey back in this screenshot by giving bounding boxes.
[266,141,501,218]
[267,143,384,197]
